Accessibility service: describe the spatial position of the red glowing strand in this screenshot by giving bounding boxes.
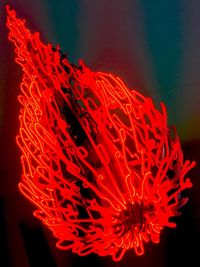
[6,6,195,262]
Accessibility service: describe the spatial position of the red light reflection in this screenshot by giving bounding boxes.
[6,6,195,261]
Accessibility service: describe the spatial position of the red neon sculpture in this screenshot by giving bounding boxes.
[6,6,195,261]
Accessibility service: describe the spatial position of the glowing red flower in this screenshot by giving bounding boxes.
[6,6,195,261]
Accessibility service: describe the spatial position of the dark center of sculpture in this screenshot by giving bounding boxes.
[113,201,155,237]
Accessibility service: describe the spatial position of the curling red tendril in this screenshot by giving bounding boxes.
[6,6,195,261]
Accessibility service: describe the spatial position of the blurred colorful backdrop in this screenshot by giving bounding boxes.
[1,0,200,141]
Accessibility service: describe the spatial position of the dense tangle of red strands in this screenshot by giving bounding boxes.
[6,6,195,261]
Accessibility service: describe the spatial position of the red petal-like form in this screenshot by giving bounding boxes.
[6,6,195,261]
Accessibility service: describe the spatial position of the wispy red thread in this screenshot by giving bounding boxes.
[6,6,195,261]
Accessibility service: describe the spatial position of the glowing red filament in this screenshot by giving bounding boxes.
[6,6,195,262]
